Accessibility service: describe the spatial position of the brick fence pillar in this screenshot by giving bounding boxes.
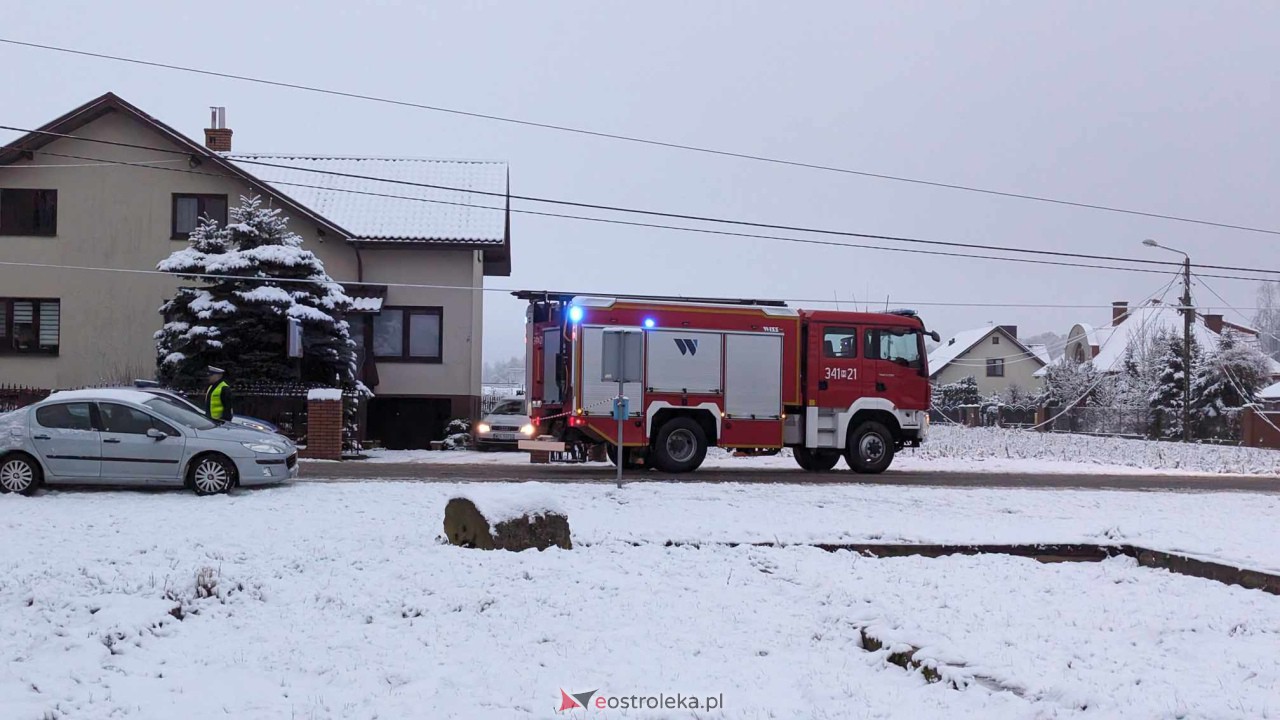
[301,390,344,461]
[1242,406,1258,448]
[1035,406,1050,432]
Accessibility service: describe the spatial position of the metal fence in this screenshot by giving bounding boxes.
[0,385,50,413]
[931,403,1038,428]
[1042,406,1244,444]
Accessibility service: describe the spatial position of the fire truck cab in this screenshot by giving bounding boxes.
[516,292,936,474]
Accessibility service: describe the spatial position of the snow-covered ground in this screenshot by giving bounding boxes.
[354,425,1280,476]
[3,481,1280,718]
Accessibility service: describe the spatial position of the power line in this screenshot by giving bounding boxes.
[1,145,1196,279]
[0,124,1193,272]
[12,137,1280,283]
[10,141,1280,286]
[0,258,1236,310]
[3,36,1279,238]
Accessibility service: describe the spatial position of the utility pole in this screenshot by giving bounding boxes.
[1144,239,1194,442]
[1181,255,1193,443]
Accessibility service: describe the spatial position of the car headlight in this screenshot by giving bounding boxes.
[476,423,491,435]
[520,424,535,436]
[242,442,284,454]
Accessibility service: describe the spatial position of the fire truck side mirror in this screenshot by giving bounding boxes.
[928,330,941,343]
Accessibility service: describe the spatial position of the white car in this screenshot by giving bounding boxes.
[474,400,534,450]
[0,389,298,496]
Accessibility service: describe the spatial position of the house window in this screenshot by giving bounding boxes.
[992,335,1000,345]
[172,194,228,238]
[0,189,58,236]
[0,298,59,355]
[372,307,443,362]
[986,358,1005,377]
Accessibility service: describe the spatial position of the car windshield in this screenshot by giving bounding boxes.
[491,400,525,415]
[144,397,217,430]
[143,389,203,414]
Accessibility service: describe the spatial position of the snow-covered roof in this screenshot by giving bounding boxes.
[1260,381,1280,400]
[1091,302,1237,374]
[1029,344,1052,366]
[224,155,508,245]
[927,326,1047,377]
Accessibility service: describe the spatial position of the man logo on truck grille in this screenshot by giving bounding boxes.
[674,338,699,356]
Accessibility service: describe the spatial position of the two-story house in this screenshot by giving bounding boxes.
[0,92,511,449]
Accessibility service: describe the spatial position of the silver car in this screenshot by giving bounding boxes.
[0,389,298,496]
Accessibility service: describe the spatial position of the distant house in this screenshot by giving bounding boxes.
[927,325,1050,398]
[1043,299,1280,379]
[0,92,511,449]
[1259,381,1280,410]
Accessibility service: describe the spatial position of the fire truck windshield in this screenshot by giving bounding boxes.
[866,328,923,369]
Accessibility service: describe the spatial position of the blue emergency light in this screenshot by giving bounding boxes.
[568,306,584,323]
[643,318,656,329]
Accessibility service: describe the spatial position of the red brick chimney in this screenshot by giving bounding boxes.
[1111,301,1128,325]
[1204,313,1224,335]
[203,106,232,152]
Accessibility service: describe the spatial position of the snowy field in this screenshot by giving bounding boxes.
[3,481,1280,719]
[355,425,1280,476]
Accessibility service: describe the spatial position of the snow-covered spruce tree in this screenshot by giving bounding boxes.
[1148,330,1201,440]
[1041,359,1098,408]
[1192,330,1271,438]
[156,196,356,388]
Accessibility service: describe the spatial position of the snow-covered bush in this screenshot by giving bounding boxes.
[444,418,472,450]
[932,376,980,408]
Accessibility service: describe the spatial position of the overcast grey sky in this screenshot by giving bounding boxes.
[4,1,1278,362]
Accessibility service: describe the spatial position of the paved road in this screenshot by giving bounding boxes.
[298,461,1280,492]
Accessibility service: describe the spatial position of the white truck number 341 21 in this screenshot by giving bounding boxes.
[824,367,858,381]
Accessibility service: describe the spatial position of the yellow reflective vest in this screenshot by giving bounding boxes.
[206,381,230,420]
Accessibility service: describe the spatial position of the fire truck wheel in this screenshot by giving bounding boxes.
[793,447,840,472]
[847,422,895,474]
[652,418,708,473]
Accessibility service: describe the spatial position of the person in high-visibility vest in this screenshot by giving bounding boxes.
[204,366,235,421]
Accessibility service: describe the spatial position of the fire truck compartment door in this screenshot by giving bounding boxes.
[542,327,562,404]
[725,333,783,418]
[580,326,644,416]
[646,330,723,393]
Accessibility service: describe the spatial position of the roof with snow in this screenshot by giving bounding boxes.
[0,93,512,276]
[1029,344,1052,366]
[223,155,508,245]
[1260,381,1280,400]
[1088,301,1280,375]
[927,326,1048,378]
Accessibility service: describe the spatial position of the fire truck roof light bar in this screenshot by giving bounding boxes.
[511,289,788,308]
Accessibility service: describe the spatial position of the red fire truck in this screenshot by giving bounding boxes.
[516,291,939,474]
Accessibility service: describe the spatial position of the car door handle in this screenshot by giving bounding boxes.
[818,380,829,391]
[103,438,122,444]
[33,434,50,440]
[876,382,887,392]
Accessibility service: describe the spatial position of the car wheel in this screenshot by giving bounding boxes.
[0,454,41,496]
[652,418,708,473]
[846,422,895,474]
[189,455,235,496]
[794,447,841,472]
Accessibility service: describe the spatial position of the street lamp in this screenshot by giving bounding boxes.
[1143,239,1193,442]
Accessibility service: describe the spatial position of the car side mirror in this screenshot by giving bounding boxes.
[147,428,168,440]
